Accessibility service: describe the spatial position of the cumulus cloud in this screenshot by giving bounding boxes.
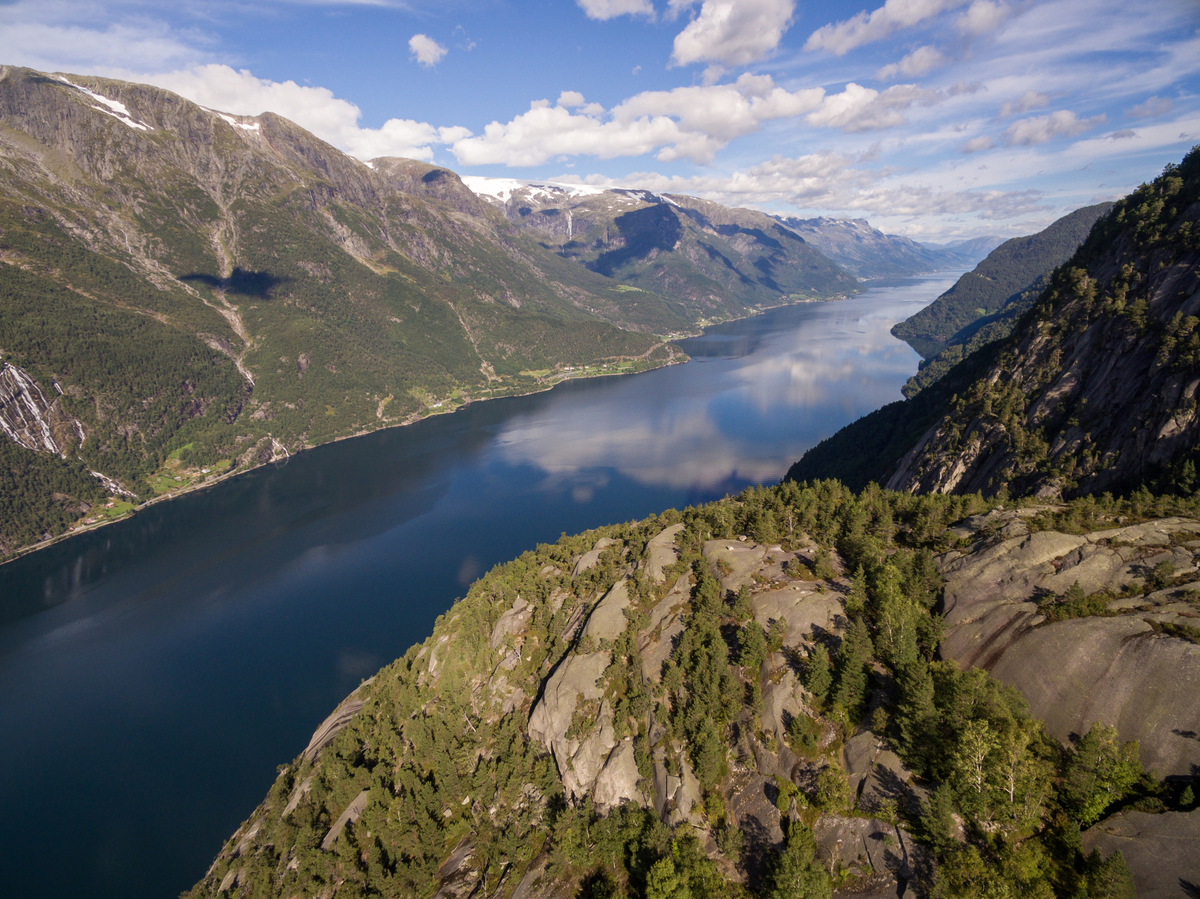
[955,0,1010,35]
[577,0,655,19]
[805,0,970,55]
[1126,95,1174,119]
[999,90,1049,118]
[959,135,995,153]
[671,0,796,67]
[1002,110,1106,146]
[806,81,968,132]
[451,74,824,166]
[137,64,469,161]
[876,45,946,80]
[408,34,447,67]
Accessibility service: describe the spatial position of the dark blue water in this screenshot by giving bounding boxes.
[0,274,953,898]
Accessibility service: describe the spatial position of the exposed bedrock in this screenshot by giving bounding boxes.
[938,510,1200,775]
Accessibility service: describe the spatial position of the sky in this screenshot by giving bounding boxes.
[1,0,1198,240]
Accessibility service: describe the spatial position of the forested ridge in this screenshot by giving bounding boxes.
[187,480,1200,899]
[891,203,1113,362]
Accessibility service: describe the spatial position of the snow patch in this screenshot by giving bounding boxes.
[461,176,610,205]
[55,77,152,131]
[216,111,260,132]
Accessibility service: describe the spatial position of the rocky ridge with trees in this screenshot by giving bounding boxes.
[187,482,1199,898]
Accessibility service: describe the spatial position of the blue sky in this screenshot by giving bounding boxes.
[2,0,1198,240]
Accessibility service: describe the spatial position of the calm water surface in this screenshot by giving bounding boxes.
[0,274,954,898]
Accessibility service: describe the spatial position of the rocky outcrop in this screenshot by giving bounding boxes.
[937,510,1200,776]
[814,816,923,895]
[0,360,86,456]
[1082,809,1200,898]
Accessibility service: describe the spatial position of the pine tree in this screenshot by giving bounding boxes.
[764,820,832,899]
[805,645,832,708]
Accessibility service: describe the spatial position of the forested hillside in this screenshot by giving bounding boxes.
[187,481,1199,899]
[891,203,1113,361]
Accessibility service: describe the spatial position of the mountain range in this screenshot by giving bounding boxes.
[466,178,859,319]
[771,216,1001,280]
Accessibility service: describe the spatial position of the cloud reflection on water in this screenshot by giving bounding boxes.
[491,283,942,494]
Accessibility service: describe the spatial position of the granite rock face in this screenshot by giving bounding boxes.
[937,510,1200,776]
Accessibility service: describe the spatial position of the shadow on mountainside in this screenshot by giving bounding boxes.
[179,268,289,299]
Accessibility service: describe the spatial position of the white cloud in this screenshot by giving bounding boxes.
[671,0,796,67]
[806,82,941,132]
[999,90,1049,118]
[959,135,995,153]
[955,0,1010,36]
[614,73,824,141]
[1002,109,1106,145]
[451,74,825,166]
[0,2,207,74]
[805,0,970,55]
[408,34,447,68]
[876,45,946,80]
[451,102,687,167]
[576,0,655,19]
[1126,95,1174,119]
[136,64,469,161]
[592,153,1046,222]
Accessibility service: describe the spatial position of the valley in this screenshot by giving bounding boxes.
[2,58,1198,899]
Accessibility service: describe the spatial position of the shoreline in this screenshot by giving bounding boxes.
[0,286,874,568]
[0,341,693,567]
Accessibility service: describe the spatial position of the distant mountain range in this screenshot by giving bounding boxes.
[771,216,1002,279]
[465,178,859,321]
